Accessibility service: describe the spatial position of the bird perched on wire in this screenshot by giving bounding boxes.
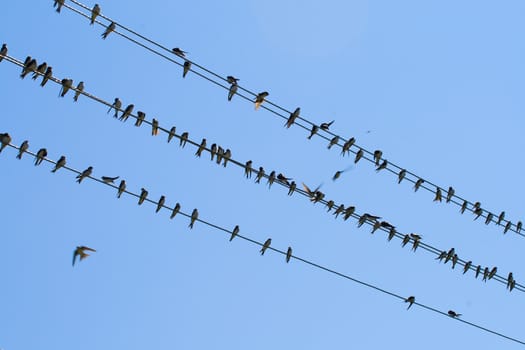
[172,47,187,57]
[0,43,7,62]
[254,91,269,110]
[260,238,272,255]
[288,181,297,196]
[101,22,116,39]
[119,104,134,122]
[72,246,96,266]
[307,125,319,140]
[354,149,364,163]
[397,169,406,183]
[138,188,148,205]
[168,126,176,143]
[108,98,122,118]
[73,81,84,102]
[327,136,339,149]
[320,120,334,131]
[151,118,159,136]
[54,0,65,13]
[255,167,265,183]
[230,225,240,241]
[195,138,207,157]
[170,203,181,219]
[404,296,415,310]
[376,160,388,172]
[189,208,199,229]
[34,148,48,166]
[135,111,146,127]
[414,178,424,192]
[41,66,53,87]
[20,58,37,79]
[285,108,300,128]
[156,195,165,213]
[51,156,66,173]
[244,160,253,178]
[228,81,238,101]
[226,76,239,84]
[182,61,191,78]
[277,173,291,186]
[180,132,189,148]
[446,186,455,203]
[0,132,12,153]
[76,166,93,183]
[90,4,100,24]
[434,187,442,202]
[341,138,355,156]
[463,261,472,274]
[59,78,73,97]
[448,310,461,318]
[286,247,292,263]
[373,150,382,165]
[115,180,126,198]
[32,62,47,80]
[16,140,29,159]
[101,175,119,184]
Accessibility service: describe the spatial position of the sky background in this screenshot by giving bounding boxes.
[1,0,525,349]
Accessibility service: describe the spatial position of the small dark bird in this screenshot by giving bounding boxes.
[16,140,29,159]
[41,66,53,87]
[119,104,134,122]
[226,76,239,84]
[101,175,119,184]
[325,200,334,212]
[73,81,84,102]
[460,200,468,214]
[20,58,37,79]
[285,107,300,128]
[448,310,461,318]
[101,22,116,39]
[168,126,176,143]
[34,148,48,166]
[117,180,126,198]
[230,225,239,241]
[327,136,339,150]
[341,138,355,156]
[0,43,7,62]
[488,267,497,280]
[517,221,523,233]
[434,187,442,202]
[484,213,493,225]
[260,238,271,255]
[463,261,472,274]
[320,120,334,130]
[135,111,146,127]
[0,133,11,153]
[373,150,382,165]
[244,160,253,178]
[76,166,93,183]
[267,171,276,188]
[72,246,96,266]
[398,169,406,184]
[151,118,159,136]
[180,132,189,148]
[376,160,388,172]
[222,149,231,168]
[307,125,319,140]
[286,247,292,263]
[446,186,455,203]
[183,61,191,78]
[170,203,181,219]
[228,83,238,101]
[504,221,512,234]
[210,143,217,161]
[475,265,481,279]
[497,211,505,226]
[32,62,47,80]
[54,0,65,13]
[288,181,296,196]
[254,91,269,110]
[108,98,122,118]
[90,4,101,24]
[404,296,415,310]
[414,178,424,192]
[172,47,187,57]
[189,208,199,228]
[59,78,73,97]
[156,195,165,213]
[195,138,207,157]
[255,167,265,183]
[354,149,363,163]
[51,156,66,173]
[138,188,148,205]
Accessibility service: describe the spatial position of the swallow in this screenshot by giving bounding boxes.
[216,146,224,164]
[517,221,523,233]
[504,221,512,234]
[332,169,346,181]
[189,208,199,229]
[401,234,411,247]
[286,247,292,263]
[507,272,514,290]
[22,55,31,67]
[267,171,276,188]
[358,213,381,228]
[255,167,265,183]
[180,132,189,147]
[343,206,355,221]
[509,279,516,292]
[435,251,446,262]
[488,267,497,280]
[410,233,422,240]
[446,186,455,203]
[387,227,396,241]
[59,78,73,97]
[222,149,231,167]
[119,104,134,122]
[230,225,239,241]
[413,178,424,192]
[288,181,296,196]
[195,138,207,157]
[497,211,505,226]
[371,221,381,233]
[307,125,319,140]
[448,310,461,318]
[475,265,481,278]
[451,254,458,269]
[16,140,29,159]
[285,107,300,128]
[170,203,181,219]
[376,160,388,172]
[108,98,122,118]
[156,195,165,213]
[51,155,66,172]
[138,188,148,205]
[482,267,489,282]
[72,246,96,266]
[101,175,119,184]
[341,138,355,156]
[473,201,481,210]
[354,149,363,163]
[135,111,145,126]
[460,200,467,214]
[182,60,191,78]
[226,76,239,84]
[312,191,325,203]
[463,261,472,274]
[117,180,126,198]
[0,43,7,62]
[484,213,493,225]
[254,91,269,110]
[210,143,217,161]
[333,204,345,218]
[397,169,406,184]
[167,126,176,143]
[325,200,334,212]
[260,238,271,255]
[434,187,442,202]
[404,296,415,310]
[40,66,53,87]
[101,22,116,39]
[76,166,93,183]
[73,81,84,102]
[151,118,159,136]
[444,248,455,264]
[320,120,334,131]
[302,183,321,200]
[32,62,47,80]
[327,136,339,149]
[90,4,100,24]
[172,48,187,57]
[244,160,253,178]
[473,207,483,220]
[373,150,382,165]
[34,148,47,166]
[54,0,64,13]
[227,82,238,101]
[277,173,291,185]
[20,58,37,79]
[0,133,11,153]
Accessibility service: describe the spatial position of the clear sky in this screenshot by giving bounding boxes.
[1,1,525,349]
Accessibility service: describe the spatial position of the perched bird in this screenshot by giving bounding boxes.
[41,66,53,87]
[475,265,481,279]
[414,178,424,192]
[333,204,345,218]
[473,207,483,220]
[76,166,93,183]
[16,140,29,159]
[267,171,276,188]
[381,221,395,230]
[434,187,442,202]
[179,132,189,147]
[119,104,134,122]
[327,136,339,149]
[435,251,447,262]
[156,195,165,213]
[359,213,381,228]
[343,206,355,221]
[371,221,381,234]
[376,160,388,172]
[448,310,461,318]
[101,175,119,184]
[0,133,12,153]
[260,238,271,255]
[51,155,66,172]
[101,22,116,39]
[325,200,334,212]
[0,43,7,62]
[482,267,489,282]
[286,247,292,263]
[373,150,382,165]
[138,188,148,205]
[32,62,47,80]
[446,186,455,203]
[277,173,291,185]
[517,221,523,233]
[401,234,411,247]
[444,248,455,264]
[255,167,265,183]
[226,76,239,84]
[341,138,355,156]
[387,227,396,241]
[507,272,514,291]
[504,221,512,234]
[497,211,505,226]
[195,138,207,157]
[354,149,363,163]
[230,225,239,241]
[285,107,300,128]
[404,296,415,310]
[460,200,468,214]
[215,147,224,164]
[20,58,37,79]
[288,181,296,196]
[307,125,319,140]
[397,169,406,184]
[488,267,497,280]
[320,120,334,131]
[22,55,31,68]
[485,213,493,225]
[34,148,47,166]
[189,208,199,229]
[73,81,84,102]
[244,160,253,178]
[117,180,126,198]
[108,98,122,118]
[254,91,269,110]
[222,149,231,167]
[90,4,100,24]
[170,203,181,219]
[227,82,238,101]
[167,126,176,143]
[151,118,159,136]
[182,60,191,78]
[135,111,146,127]
[172,47,187,57]
[72,246,96,266]
[451,254,458,269]
[210,143,217,161]
[463,261,472,274]
[410,233,422,240]
[59,78,73,97]
[54,0,65,13]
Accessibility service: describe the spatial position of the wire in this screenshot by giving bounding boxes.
[2,138,524,347]
[2,53,521,293]
[61,0,524,239]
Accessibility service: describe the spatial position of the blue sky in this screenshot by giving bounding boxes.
[1,1,525,349]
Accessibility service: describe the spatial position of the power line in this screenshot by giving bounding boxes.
[2,137,524,347]
[60,0,524,239]
[2,53,521,293]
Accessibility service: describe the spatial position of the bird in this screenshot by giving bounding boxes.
[222,149,231,167]
[497,211,505,226]
[307,125,319,140]
[475,265,481,279]
[216,147,224,165]
[401,234,411,247]
[507,272,514,291]
[170,203,181,219]
[254,91,269,110]
[16,140,29,159]
[101,175,119,184]
[302,183,322,200]
[376,160,388,172]
[20,58,37,79]
[414,178,424,192]
[434,187,442,202]
[504,221,512,234]
[485,213,493,225]
[446,186,455,203]
[108,98,122,118]
[341,138,355,156]
[451,254,458,269]
[76,166,93,183]
[460,200,468,214]
[320,120,334,130]
[482,267,489,282]
[172,48,187,57]
[435,251,446,262]
[230,225,239,241]
[151,119,159,136]
[410,233,422,240]
[189,208,199,229]
[327,136,339,149]
[373,150,382,165]
[101,22,116,39]
[397,169,406,184]
[448,310,461,318]
[138,188,148,205]
[444,248,455,264]
[358,213,381,227]
[288,181,296,196]
[255,167,265,183]
[354,149,363,163]
[90,4,100,24]
[54,0,65,13]
[333,204,345,218]
[343,206,356,221]
[119,104,134,122]
[325,200,334,212]
[285,107,300,128]
[180,132,189,148]
[182,60,191,78]
[135,111,145,127]
[0,133,12,153]
[488,267,497,280]
[404,296,415,310]
[59,78,73,97]
[40,66,53,87]
[463,261,472,274]
[277,173,291,185]
[73,81,84,102]
[517,221,523,233]
[34,148,48,166]
[51,156,66,172]
[210,143,217,161]
[267,171,276,188]
[117,180,126,198]
[332,169,346,181]
[371,221,381,233]
[260,238,271,255]
[244,160,253,178]
[473,207,483,220]
[72,246,96,266]
[0,43,7,62]
[286,247,292,263]
[167,126,176,143]
[31,62,47,80]
[156,195,165,213]
[195,138,207,157]
[228,83,238,101]
[387,227,397,241]
[226,76,239,84]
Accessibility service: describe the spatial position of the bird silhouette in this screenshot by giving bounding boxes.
[117,180,126,198]
[90,4,100,24]
[260,238,271,255]
[230,225,240,241]
[170,203,181,219]
[73,81,84,102]
[138,188,148,205]
[51,156,66,173]
[285,108,300,128]
[72,246,96,266]
[156,195,165,213]
[16,140,29,159]
[182,60,191,78]
[76,166,93,183]
[286,247,292,263]
[0,133,12,153]
[404,296,415,310]
[34,148,48,166]
[101,22,116,39]
[189,208,199,229]
[320,120,334,130]
[254,91,269,110]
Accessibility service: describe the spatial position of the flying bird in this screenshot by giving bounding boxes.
[41,66,53,87]
[51,156,66,172]
[76,166,93,183]
[108,98,122,118]
[307,125,319,140]
[156,195,165,213]
[172,47,187,57]
[101,175,119,184]
[72,246,96,266]
[117,180,126,198]
[230,225,239,241]
[167,126,176,143]
[138,188,148,205]
[170,203,181,219]
[34,148,47,166]
[189,208,199,229]
[286,247,292,263]
[0,133,12,153]
[254,91,269,110]
[182,61,191,78]
[285,107,300,128]
[90,4,100,24]
[16,140,29,159]
[320,120,334,131]
[73,81,84,102]
[404,296,415,310]
[101,22,116,39]
[260,238,271,255]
